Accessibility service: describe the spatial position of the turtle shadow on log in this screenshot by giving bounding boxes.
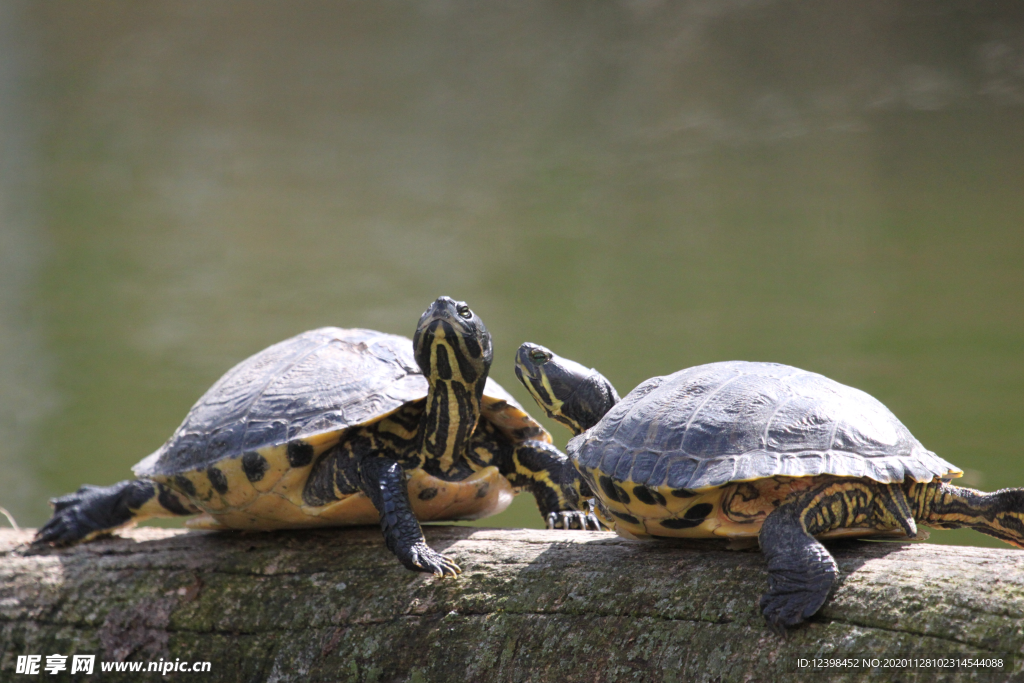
[529,531,928,634]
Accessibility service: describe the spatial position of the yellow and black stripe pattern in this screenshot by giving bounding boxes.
[514,343,619,437]
[791,479,917,539]
[908,480,1024,548]
[412,302,491,474]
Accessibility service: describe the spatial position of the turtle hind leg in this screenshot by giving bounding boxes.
[758,503,840,635]
[358,456,460,576]
[34,479,198,547]
[758,479,917,634]
[909,481,1024,548]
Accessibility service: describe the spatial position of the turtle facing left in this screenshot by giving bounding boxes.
[514,341,1024,632]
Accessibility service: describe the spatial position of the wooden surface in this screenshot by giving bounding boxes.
[1,526,1022,682]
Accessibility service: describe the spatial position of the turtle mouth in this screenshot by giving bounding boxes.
[420,296,460,325]
[418,296,476,338]
[515,343,549,380]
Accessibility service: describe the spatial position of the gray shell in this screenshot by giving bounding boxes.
[568,361,960,491]
[134,327,534,477]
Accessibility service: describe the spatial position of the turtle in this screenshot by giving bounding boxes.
[32,297,599,576]
[513,342,1024,632]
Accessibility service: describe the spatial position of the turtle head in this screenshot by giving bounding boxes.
[413,296,493,389]
[515,343,619,436]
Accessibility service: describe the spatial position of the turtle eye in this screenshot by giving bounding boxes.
[530,349,548,364]
[456,304,472,319]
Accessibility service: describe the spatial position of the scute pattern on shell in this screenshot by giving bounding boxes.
[134,327,543,477]
[567,361,960,491]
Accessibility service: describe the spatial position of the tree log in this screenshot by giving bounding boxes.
[1,527,1022,682]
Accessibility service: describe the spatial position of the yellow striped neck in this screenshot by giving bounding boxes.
[417,330,487,473]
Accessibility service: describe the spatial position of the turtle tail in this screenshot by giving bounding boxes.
[907,480,1024,549]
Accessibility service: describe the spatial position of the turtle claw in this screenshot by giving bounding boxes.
[34,513,78,547]
[759,550,838,634]
[34,480,159,548]
[546,510,603,531]
[760,591,811,636]
[402,541,461,577]
[546,498,606,531]
[34,489,104,547]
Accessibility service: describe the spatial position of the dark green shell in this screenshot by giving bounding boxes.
[568,361,961,491]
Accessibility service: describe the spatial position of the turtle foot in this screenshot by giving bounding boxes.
[760,548,839,634]
[34,481,155,547]
[399,541,461,577]
[760,585,829,636]
[546,510,603,531]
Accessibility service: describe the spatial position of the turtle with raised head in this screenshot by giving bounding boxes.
[32,297,599,575]
[514,342,1024,632]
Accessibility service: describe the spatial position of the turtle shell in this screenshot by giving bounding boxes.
[134,327,548,479]
[568,361,961,492]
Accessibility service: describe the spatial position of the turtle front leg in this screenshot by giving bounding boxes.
[34,479,198,547]
[908,480,1024,548]
[357,456,461,576]
[759,479,917,634]
[507,440,603,531]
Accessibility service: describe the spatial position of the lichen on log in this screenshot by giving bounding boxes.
[1,527,1023,682]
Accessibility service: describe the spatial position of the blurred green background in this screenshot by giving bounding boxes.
[1,2,1022,548]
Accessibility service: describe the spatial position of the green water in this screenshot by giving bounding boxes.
[1,2,1022,550]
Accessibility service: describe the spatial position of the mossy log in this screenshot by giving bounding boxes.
[1,526,1023,682]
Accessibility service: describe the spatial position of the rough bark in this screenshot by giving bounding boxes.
[1,527,1022,682]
